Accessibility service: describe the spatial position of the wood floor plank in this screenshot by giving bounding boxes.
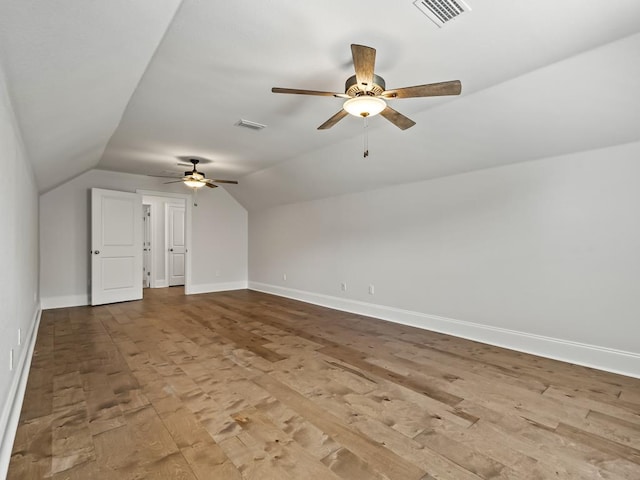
[8,288,640,479]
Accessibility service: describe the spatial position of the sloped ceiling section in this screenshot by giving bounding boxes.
[1,1,640,200]
[232,32,640,210]
[0,0,183,192]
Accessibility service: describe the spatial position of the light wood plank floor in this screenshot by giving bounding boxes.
[8,288,640,479]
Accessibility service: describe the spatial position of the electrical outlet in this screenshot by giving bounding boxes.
[9,349,14,371]
[283,273,287,281]
[341,282,347,291]
[368,284,375,295]
[18,328,21,346]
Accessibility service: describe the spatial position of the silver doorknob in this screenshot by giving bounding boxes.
[94,250,100,254]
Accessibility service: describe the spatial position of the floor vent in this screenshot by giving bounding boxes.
[236,119,267,130]
[413,0,471,27]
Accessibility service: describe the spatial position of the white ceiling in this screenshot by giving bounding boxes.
[1,1,639,209]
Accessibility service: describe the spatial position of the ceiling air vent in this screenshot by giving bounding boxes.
[236,119,267,130]
[413,0,471,27]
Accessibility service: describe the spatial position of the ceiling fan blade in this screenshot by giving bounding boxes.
[205,183,218,189]
[318,109,349,130]
[380,106,416,130]
[148,174,182,178]
[272,87,349,98]
[208,179,238,185]
[351,44,376,91]
[382,80,462,99]
[163,180,184,184]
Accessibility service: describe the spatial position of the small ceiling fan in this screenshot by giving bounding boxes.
[272,44,461,130]
[153,159,238,189]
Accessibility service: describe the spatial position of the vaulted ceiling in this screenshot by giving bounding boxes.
[1,1,639,210]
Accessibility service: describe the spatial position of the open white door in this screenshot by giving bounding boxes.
[91,188,143,306]
[167,203,186,286]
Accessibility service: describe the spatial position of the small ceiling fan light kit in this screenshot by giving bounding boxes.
[343,96,387,117]
[184,179,206,188]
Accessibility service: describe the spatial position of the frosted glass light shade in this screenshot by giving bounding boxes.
[343,96,386,117]
[184,179,206,188]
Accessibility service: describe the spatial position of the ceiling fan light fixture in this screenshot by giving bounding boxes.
[184,179,206,188]
[343,96,386,118]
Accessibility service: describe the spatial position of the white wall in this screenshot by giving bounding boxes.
[40,169,248,307]
[0,64,40,477]
[249,142,640,377]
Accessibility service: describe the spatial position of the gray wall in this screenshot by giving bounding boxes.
[40,169,248,307]
[0,62,40,476]
[249,142,640,377]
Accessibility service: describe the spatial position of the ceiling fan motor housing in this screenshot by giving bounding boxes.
[345,74,386,96]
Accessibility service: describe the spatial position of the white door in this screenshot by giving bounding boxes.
[91,188,143,305]
[142,205,151,288]
[167,204,186,286]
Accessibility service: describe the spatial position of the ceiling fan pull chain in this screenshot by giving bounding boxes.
[363,116,369,158]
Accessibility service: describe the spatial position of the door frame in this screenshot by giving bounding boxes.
[137,189,193,294]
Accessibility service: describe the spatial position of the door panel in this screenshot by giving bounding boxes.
[91,188,143,305]
[168,204,186,286]
[143,205,151,288]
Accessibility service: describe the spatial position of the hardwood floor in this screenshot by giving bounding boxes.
[8,288,640,479]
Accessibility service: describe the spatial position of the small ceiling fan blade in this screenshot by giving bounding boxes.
[272,87,349,98]
[205,183,218,189]
[163,180,184,184]
[208,179,238,185]
[148,174,182,178]
[351,44,376,91]
[380,106,416,130]
[382,80,462,99]
[318,109,349,130]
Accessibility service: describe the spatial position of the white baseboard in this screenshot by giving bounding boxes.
[41,294,89,309]
[187,281,248,295]
[0,306,42,479]
[248,282,640,379]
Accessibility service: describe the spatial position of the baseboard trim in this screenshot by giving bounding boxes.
[248,282,640,379]
[0,306,42,479]
[187,281,248,295]
[41,294,89,309]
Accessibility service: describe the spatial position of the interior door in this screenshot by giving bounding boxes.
[142,204,151,288]
[167,204,186,286]
[91,188,143,305]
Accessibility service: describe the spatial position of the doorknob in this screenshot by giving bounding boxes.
[94,250,100,255]
[169,248,174,252]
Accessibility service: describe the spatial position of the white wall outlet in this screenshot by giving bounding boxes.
[283,273,287,281]
[368,284,375,295]
[9,349,14,371]
[18,328,21,346]
[341,282,347,291]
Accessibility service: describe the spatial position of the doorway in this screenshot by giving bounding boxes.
[139,190,190,292]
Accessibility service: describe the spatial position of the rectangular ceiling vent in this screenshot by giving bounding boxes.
[236,119,267,130]
[413,0,471,27]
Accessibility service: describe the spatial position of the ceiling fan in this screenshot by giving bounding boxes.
[154,159,238,189]
[272,44,461,130]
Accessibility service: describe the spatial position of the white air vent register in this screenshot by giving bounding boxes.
[413,0,471,27]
